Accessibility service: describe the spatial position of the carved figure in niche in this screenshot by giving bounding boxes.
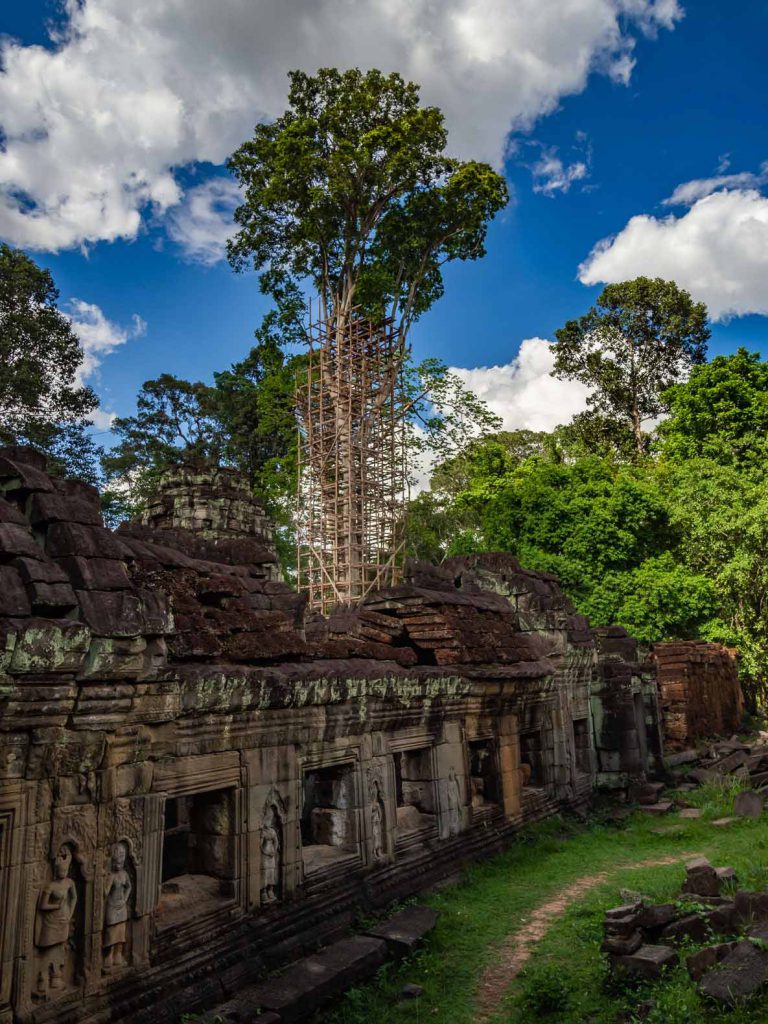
[370,780,385,861]
[77,760,97,801]
[444,767,462,838]
[34,844,78,993]
[260,805,281,904]
[103,841,132,972]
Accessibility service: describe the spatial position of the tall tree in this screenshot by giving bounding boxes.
[227,68,508,332]
[552,277,709,455]
[0,243,101,478]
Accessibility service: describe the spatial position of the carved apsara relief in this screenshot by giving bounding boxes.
[33,844,80,1000]
[260,788,286,905]
[102,841,133,973]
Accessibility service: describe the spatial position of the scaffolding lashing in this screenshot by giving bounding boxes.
[296,307,408,614]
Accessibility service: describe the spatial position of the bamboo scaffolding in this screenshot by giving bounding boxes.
[296,306,408,614]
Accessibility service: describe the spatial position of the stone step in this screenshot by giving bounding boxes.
[213,935,387,1023]
[364,905,440,957]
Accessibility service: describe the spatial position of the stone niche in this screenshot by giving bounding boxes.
[0,451,665,1024]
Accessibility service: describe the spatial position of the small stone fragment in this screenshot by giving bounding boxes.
[399,984,423,1000]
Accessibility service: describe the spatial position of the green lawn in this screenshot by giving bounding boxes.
[311,786,768,1024]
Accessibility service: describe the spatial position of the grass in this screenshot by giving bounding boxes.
[310,789,768,1024]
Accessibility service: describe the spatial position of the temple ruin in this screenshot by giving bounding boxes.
[0,448,741,1024]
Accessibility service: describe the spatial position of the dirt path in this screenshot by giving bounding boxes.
[474,852,698,1022]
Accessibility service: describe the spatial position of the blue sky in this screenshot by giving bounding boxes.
[2,0,768,436]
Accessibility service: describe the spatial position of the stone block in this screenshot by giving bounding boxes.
[637,903,677,930]
[661,913,709,945]
[613,944,678,980]
[46,521,129,560]
[678,807,702,819]
[601,931,643,955]
[239,936,387,1022]
[365,906,439,957]
[682,856,720,897]
[734,790,764,818]
[0,566,31,617]
[686,941,737,982]
[56,556,130,591]
[735,890,768,923]
[639,801,673,816]
[27,492,102,527]
[0,524,42,561]
[698,939,768,1004]
[9,619,90,673]
[75,590,143,636]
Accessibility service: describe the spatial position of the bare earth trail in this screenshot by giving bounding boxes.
[474,852,699,1022]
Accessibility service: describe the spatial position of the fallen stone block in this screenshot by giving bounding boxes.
[735,890,768,923]
[637,903,677,930]
[613,944,678,980]
[661,913,709,945]
[639,801,673,816]
[712,816,738,827]
[601,931,643,955]
[682,856,720,897]
[678,808,702,819]
[734,790,764,818]
[365,905,439,958]
[233,936,388,1023]
[687,942,737,982]
[698,939,768,1004]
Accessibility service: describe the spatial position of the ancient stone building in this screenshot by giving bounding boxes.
[0,449,660,1024]
[591,627,664,786]
[654,641,743,748]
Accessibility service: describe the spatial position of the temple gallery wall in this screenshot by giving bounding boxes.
[0,450,741,1024]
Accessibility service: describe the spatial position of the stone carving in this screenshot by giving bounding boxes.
[260,805,282,904]
[34,844,78,997]
[370,780,385,861]
[103,842,132,972]
[444,767,462,838]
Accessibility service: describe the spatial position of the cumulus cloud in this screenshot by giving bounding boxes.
[450,337,591,432]
[531,149,589,196]
[663,162,768,206]
[0,0,681,253]
[579,188,768,321]
[66,300,146,427]
[166,177,240,264]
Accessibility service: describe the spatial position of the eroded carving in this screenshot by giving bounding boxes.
[260,805,281,904]
[33,844,79,999]
[103,841,132,972]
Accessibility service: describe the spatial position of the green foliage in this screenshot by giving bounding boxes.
[658,348,768,470]
[552,277,709,455]
[0,244,102,480]
[228,68,508,330]
[310,811,768,1024]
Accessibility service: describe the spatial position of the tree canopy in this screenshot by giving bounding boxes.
[227,68,509,331]
[552,277,709,455]
[0,243,101,481]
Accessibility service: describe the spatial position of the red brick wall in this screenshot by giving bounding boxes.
[653,641,744,747]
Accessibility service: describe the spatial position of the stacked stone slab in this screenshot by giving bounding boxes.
[654,641,743,747]
[0,449,659,1024]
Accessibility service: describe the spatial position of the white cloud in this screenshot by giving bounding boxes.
[663,162,768,206]
[166,178,240,264]
[66,300,146,427]
[451,337,591,432]
[579,188,768,321]
[0,0,681,254]
[531,149,589,196]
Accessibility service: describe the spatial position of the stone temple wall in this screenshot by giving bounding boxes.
[0,448,660,1024]
[654,641,744,748]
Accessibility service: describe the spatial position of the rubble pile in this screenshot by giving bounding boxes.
[603,857,768,1006]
